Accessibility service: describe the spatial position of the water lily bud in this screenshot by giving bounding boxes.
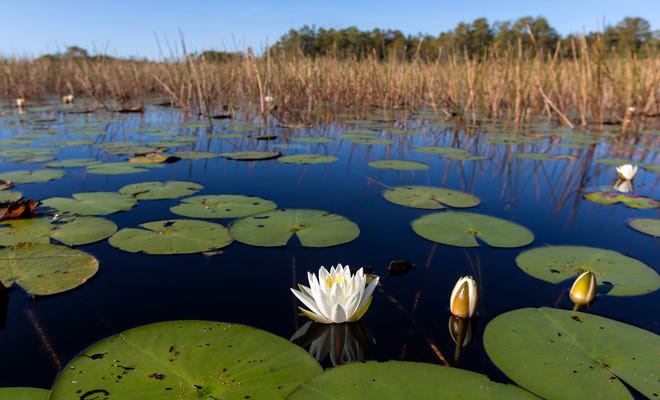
[15,98,25,108]
[616,164,638,181]
[448,315,472,347]
[569,271,596,306]
[450,276,478,318]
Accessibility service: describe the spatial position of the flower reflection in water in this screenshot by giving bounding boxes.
[448,315,473,363]
[613,179,634,193]
[291,321,375,367]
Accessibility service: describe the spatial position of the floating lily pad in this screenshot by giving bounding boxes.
[286,361,535,400]
[628,218,660,237]
[207,133,244,139]
[641,164,660,173]
[42,139,93,147]
[41,192,137,215]
[484,307,660,400]
[7,154,56,163]
[383,186,480,209]
[171,195,277,218]
[292,137,335,143]
[350,137,393,145]
[277,154,338,164]
[45,158,101,168]
[109,219,233,254]
[583,192,659,209]
[119,181,203,200]
[0,243,98,296]
[220,151,281,160]
[0,387,49,400]
[229,209,359,247]
[594,157,636,166]
[0,148,58,157]
[0,190,22,202]
[514,153,560,160]
[172,151,219,159]
[49,321,322,400]
[340,134,377,140]
[368,160,429,170]
[86,162,149,174]
[93,141,142,149]
[412,212,534,248]
[0,217,117,246]
[412,146,469,155]
[515,246,659,296]
[0,169,65,183]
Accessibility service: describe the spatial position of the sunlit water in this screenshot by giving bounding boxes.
[0,104,657,393]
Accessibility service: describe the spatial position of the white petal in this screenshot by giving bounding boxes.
[291,288,324,317]
[330,304,348,323]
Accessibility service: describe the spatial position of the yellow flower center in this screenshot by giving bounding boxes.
[325,275,344,288]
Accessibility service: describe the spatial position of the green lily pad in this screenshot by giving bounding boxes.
[229,209,359,247]
[340,134,377,140]
[0,387,49,400]
[86,162,149,174]
[0,148,58,157]
[583,192,659,209]
[349,137,393,145]
[515,246,659,296]
[207,133,245,139]
[0,217,117,246]
[172,151,219,159]
[0,243,98,296]
[41,192,137,215]
[220,151,281,160]
[292,137,335,143]
[109,219,233,254]
[0,190,22,202]
[514,153,560,160]
[368,160,429,170]
[641,163,660,173]
[628,218,660,237]
[594,157,636,166]
[119,181,203,200]
[286,361,536,400]
[412,212,534,248]
[277,154,338,164]
[0,169,65,183]
[49,321,322,400]
[171,195,277,218]
[45,158,101,168]
[484,307,660,400]
[42,139,93,147]
[7,155,57,163]
[412,146,470,155]
[93,141,142,149]
[383,186,480,209]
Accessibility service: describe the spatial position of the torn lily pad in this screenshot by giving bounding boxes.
[41,192,137,215]
[170,194,277,218]
[119,181,203,200]
[383,186,480,209]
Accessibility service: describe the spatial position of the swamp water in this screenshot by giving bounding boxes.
[0,102,658,399]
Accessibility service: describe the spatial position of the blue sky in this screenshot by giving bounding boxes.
[0,0,657,59]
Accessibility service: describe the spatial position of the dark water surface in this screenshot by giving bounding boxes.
[0,106,657,391]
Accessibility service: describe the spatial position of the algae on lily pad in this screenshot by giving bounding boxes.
[0,387,49,400]
[171,195,277,218]
[229,209,359,247]
[583,192,659,209]
[41,192,137,215]
[484,307,660,400]
[412,212,534,248]
[277,154,338,164]
[0,243,98,296]
[368,160,429,170]
[109,219,233,254]
[119,181,203,200]
[0,216,117,246]
[49,321,322,400]
[45,158,101,168]
[286,361,536,400]
[220,151,281,160]
[383,186,480,209]
[628,218,660,237]
[515,245,659,296]
[0,169,65,184]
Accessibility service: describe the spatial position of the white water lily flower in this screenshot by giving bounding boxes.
[616,164,638,181]
[291,264,379,324]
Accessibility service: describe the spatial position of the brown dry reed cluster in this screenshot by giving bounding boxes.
[1,36,658,127]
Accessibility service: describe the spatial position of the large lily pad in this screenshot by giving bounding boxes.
[41,192,137,215]
[0,243,98,296]
[515,245,659,296]
[45,158,101,168]
[109,219,233,254]
[220,151,281,160]
[628,218,660,237]
[229,209,359,247]
[412,212,534,248]
[484,307,660,400]
[86,162,149,174]
[0,388,49,400]
[286,361,536,399]
[50,321,322,400]
[0,217,117,246]
[368,160,429,170]
[583,192,659,209]
[119,181,203,200]
[383,186,480,209]
[0,169,65,183]
[171,195,277,218]
[277,154,338,164]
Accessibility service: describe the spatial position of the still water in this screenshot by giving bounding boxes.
[0,105,657,392]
